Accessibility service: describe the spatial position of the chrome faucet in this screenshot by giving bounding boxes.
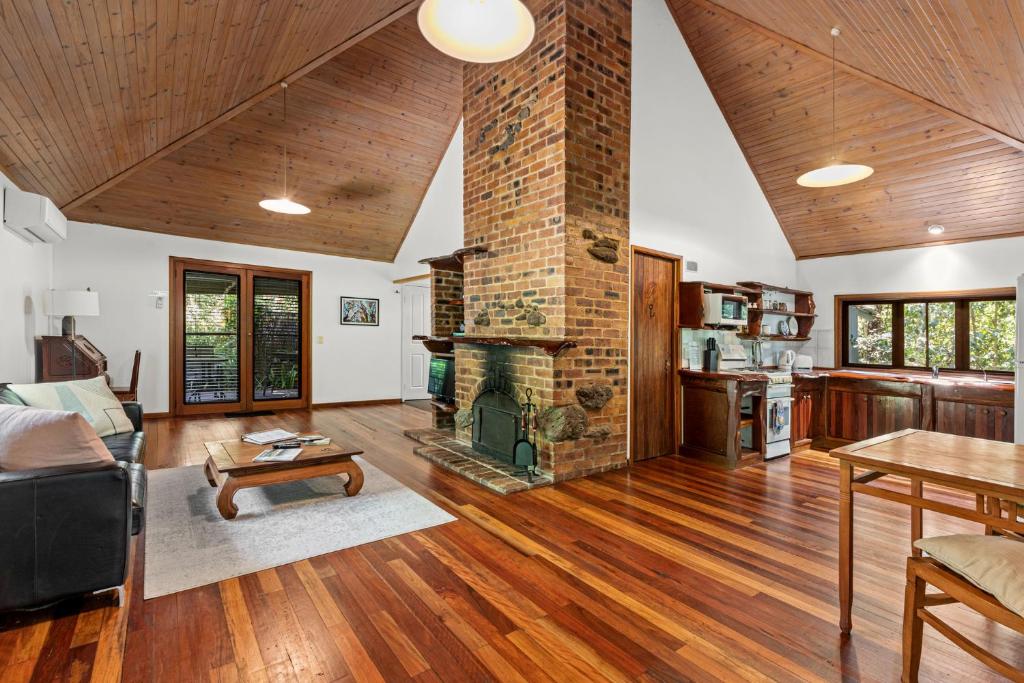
[931,365,940,379]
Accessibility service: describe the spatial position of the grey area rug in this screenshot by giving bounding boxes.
[143,456,455,599]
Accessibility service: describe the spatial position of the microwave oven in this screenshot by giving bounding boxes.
[703,292,748,327]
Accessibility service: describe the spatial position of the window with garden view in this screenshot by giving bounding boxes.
[842,292,1015,373]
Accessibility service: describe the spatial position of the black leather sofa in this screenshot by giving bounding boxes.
[0,386,147,611]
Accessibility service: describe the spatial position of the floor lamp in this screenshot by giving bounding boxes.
[47,289,100,380]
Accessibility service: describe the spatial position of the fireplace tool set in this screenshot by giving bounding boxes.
[512,388,539,481]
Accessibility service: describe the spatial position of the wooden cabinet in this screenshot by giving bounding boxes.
[680,372,765,469]
[792,376,824,450]
[932,384,1014,442]
[815,375,1014,447]
[824,378,923,446]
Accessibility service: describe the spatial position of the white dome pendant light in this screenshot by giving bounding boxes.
[796,28,874,188]
[418,0,535,63]
[259,82,311,215]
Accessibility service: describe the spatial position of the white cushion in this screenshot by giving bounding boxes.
[7,376,133,437]
[0,404,115,471]
[915,534,1024,617]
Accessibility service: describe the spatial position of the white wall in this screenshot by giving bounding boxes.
[629,0,797,286]
[0,172,53,383]
[52,222,402,413]
[796,237,1024,366]
[390,122,464,281]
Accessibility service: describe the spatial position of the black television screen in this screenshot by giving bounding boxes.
[428,357,455,402]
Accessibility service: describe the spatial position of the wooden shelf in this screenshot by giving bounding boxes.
[430,400,457,414]
[413,335,576,357]
[737,281,812,297]
[418,246,488,272]
[748,309,815,318]
[737,334,810,342]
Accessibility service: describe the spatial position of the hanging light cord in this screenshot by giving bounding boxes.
[282,82,289,198]
[830,27,838,161]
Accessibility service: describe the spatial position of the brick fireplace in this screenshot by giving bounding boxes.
[454,0,632,481]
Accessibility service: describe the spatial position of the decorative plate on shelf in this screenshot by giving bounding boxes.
[777,319,791,336]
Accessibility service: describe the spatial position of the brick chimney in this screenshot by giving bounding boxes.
[456,0,631,480]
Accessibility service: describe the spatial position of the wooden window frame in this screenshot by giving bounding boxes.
[835,288,1015,377]
[169,256,312,417]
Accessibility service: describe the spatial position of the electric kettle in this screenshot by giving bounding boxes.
[778,349,796,371]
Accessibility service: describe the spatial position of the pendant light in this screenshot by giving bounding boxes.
[796,28,874,188]
[259,82,311,215]
[418,0,535,63]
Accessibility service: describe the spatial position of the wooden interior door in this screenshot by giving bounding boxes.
[630,247,681,460]
[171,257,311,416]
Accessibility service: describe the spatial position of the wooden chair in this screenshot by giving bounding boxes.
[111,350,141,402]
[903,556,1024,682]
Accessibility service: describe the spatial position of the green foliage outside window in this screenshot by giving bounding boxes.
[846,296,1015,373]
[970,300,1015,371]
[849,304,892,365]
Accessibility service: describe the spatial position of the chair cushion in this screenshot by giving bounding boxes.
[0,405,115,471]
[7,377,133,437]
[101,431,146,464]
[915,534,1024,617]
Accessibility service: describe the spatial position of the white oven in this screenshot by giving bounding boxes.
[703,292,748,327]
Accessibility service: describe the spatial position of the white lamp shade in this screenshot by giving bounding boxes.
[418,0,535,63]
[259,197,311,215]
[47,290,100,317]
[796,163,874,188]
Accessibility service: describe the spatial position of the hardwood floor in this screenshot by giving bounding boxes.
[1,403,1021,681]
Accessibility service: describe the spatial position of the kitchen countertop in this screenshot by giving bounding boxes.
[678,368,780,382]
[795,368,1014,391]
[679,367,1013,391]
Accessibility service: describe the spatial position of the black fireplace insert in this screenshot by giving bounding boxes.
[471,367,523,464]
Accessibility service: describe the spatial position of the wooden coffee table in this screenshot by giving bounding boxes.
[203,435,364,520]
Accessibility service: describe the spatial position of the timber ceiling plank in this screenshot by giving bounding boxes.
[66,15,462,262]
[0,0,412,207]
[705,0,1024,146]
[667,0,1024,258]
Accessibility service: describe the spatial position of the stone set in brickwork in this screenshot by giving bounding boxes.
[453,0,632,482]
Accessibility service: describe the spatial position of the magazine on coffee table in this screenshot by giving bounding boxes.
[242,429,297,445]
[253,448,302,463]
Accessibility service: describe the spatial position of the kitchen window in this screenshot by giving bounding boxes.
[840,289,1015,374]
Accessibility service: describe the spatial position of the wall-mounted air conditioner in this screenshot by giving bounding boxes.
[3,187,67,244]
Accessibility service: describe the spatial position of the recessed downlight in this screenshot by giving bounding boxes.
[927,224,945,235]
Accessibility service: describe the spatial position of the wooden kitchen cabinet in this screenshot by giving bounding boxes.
[792,376,824,450]
[932,384,1014,442]
[824,377,923,446]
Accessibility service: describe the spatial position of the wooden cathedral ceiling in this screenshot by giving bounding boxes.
[0,2,461,261]
[668,0,1024,258]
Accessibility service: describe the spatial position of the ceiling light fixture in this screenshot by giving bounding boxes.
[796,28,874,188]
[259,82,311,215]
[418,0,535,63]
[927,224,945,235]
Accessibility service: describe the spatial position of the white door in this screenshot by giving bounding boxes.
[401,283,432,401]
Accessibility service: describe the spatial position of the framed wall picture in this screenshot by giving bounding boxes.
[340,297,379,326]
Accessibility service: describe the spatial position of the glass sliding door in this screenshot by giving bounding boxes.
[252,276,302,402]
[172,258,311,416]
[182,270,241,407]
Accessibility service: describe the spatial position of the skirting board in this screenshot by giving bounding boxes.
[313,398,402,409]
[144,412,171,420]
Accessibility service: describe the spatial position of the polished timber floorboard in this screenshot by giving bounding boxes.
[1,403,1022,682]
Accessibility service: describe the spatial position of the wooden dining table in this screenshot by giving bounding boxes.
[831,429,1024,633]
